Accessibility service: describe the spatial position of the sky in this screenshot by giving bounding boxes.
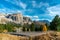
[0,0,60,21]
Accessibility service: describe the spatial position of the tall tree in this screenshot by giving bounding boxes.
[30,23,35,31]
[50,15,59,30]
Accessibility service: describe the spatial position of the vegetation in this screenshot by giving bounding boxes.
[0,22,22,32]
[22,23,47,31]
[1,15,60,32]
[22,15,60,32]
[49,15,60,31]
[35,25,43,31]
[30,23,35,31]
[50,15,59,30]
[42,25,47,31]
[22,27,26,31]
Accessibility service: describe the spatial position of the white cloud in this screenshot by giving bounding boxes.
[32,19,40,21]
[24,15,32,18]
[33,16,39,18]
[0,9,5,11]
[39,2,49,8]
[32,18,51,21]
[20,2,27,9]
[21,9,33,12]
[0,1,19,13]
[5,0,27,9]
[32,1,36,7]
[24,15,39,19]
[26,9,33,12]
[47,4,60,16]
[32,1,49,8]
[16,10,22,13]
[0,8,23,14]
[5,0,16,4]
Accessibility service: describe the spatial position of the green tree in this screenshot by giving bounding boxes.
[39,25,43,31]
[56,18,60,31]
[5,23,14,32]
[22,24,27,31]
[0,24,5,32]
[22,27,26,31]
[50,15,59,31]
[30,23,35,31]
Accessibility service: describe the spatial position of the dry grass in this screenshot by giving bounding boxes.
[0,33,20,40]
[0,33,29,40]
[0,31,60,40]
